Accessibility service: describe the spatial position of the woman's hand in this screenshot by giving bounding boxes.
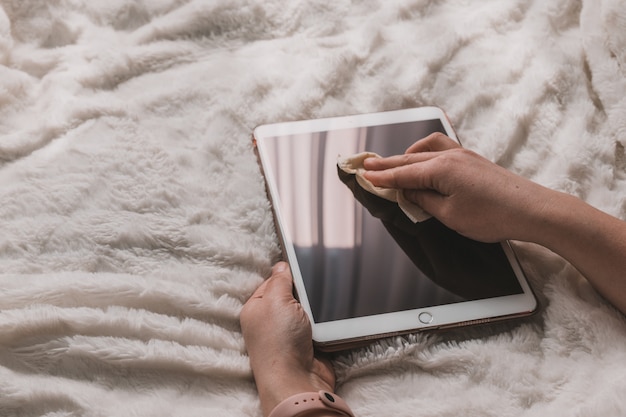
[240,262,335,416]
[365,132,626,315]
[363,133,554,243]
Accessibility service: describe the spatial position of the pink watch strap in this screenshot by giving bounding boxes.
[268,391,355,417]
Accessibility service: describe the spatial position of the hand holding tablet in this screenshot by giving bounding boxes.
[253,107,537,351]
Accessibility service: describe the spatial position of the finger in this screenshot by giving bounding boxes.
[363,151,436,171]
[365,159,439,190]
[405,132,460,154]
[247,262,292,299]
[364,134,460,171]
[262,261,296,299]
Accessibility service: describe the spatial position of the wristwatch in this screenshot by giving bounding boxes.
[268,391,355,417]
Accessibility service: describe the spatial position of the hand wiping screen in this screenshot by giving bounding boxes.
[337,152,431,223]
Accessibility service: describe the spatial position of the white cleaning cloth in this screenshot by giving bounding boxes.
[337,152,431,223]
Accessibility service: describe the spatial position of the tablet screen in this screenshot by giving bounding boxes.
[261,119,523,323]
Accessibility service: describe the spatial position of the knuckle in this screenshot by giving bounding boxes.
[420,132,446,149]
[429,132,448,142]
[400,154,414,165]
[426,132,449,146]
[440,148,472,165]
[436,152,458,168]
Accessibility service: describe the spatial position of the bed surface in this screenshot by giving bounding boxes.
[1,0,626,416]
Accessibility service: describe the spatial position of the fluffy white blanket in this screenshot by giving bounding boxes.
[2,0,626,416]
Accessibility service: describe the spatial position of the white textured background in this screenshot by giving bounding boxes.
[1,0,626,416]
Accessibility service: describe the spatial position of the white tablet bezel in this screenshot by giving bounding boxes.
[253,107,537,350]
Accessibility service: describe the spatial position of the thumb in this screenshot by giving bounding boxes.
[263,262,296,299]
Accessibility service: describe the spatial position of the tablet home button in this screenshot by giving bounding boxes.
[418,312,433,324]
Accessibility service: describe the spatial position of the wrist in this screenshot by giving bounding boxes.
[510,183,566,245]
[525,190,585,250]
[255,367,335,416]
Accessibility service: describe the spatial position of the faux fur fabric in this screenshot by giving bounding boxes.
[1,0,626,416]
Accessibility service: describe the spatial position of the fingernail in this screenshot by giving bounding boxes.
[274,261,287,272]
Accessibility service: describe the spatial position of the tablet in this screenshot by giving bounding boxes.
[253,107,537,351]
